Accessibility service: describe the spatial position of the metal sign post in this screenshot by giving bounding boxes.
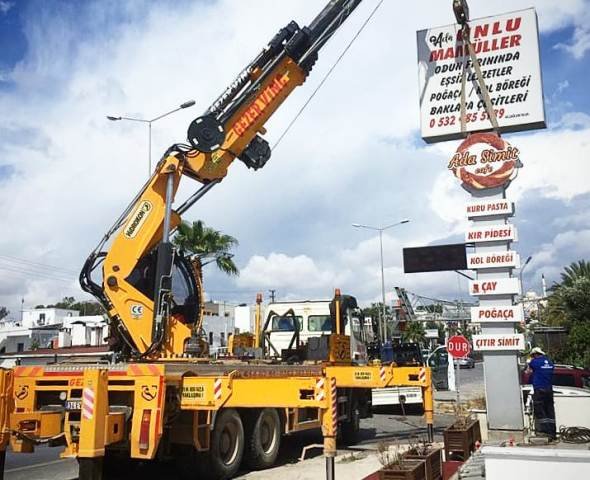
[447,335,471,410]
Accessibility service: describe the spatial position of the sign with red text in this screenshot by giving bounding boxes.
[469,278,521,296]
[470,305,524,323]
[467,198,514,218]
[467,251,520,269]
[417,8,545,143]
[473,333,525,351]
[449,133,519,190]
[465,224,517,243]
[447,335,471,359]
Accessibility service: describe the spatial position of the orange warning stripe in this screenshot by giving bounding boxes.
[127,364,164,377]
[13,366,43,377]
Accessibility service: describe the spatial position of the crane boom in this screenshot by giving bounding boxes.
[80,0,364,359]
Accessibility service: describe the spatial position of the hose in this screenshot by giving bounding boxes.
[559,426,590,444]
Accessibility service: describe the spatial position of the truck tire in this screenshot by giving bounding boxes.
[243,408,281,470]
[209,409,244,479]
[339,398,361,446]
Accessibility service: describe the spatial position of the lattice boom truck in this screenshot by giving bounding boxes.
[0,2,434,479]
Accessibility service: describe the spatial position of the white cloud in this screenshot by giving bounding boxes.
[527,229,590,286]
[237,252,343,292]
[0,0,589,312]
[0,1,13,15]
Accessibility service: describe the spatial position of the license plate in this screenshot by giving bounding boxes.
[66,400,82,411]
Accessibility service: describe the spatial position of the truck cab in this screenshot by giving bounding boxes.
[265,299,368,363]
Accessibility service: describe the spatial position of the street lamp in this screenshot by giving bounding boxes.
[519,255,532,300]
[352,219,410,343]
[107,100,196,177]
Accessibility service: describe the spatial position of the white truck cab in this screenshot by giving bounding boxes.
[264,299,368,363]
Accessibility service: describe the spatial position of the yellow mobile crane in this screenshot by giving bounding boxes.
[0,2,434,479]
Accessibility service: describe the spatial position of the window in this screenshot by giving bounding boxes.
[583,376,590,390]
[17,343,24,353]
[209,332,213,345]
[38,313,46,325]
[220,332,225,347]
[308,315,333,332]
[271,315,303,332]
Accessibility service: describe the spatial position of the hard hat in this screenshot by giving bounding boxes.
[530,347,545,355]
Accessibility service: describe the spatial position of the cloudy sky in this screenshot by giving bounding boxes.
[0,0,589,317]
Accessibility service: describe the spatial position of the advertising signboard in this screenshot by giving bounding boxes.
[470,305,524,323]
[469,277,521,296]
[449,133,519,190]
[465,224,517,243]
[467,198,514,218]
[403,243,467,273]
[472,333,525,351]
[467,250,520,269]
[417,8,545,143]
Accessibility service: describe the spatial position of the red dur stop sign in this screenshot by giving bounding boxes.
[447,335,471,359]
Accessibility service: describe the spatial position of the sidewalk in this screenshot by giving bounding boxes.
[237,442,445,480]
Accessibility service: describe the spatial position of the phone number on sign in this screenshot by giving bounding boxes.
[429,108,506,128]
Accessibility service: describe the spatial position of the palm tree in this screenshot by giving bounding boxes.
[554,260,590,288]
[401,321,426,344]
[546,260,590,326]
[172,220,239,276]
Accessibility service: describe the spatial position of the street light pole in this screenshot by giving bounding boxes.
[379,229,386,341]
[352,219,410,343]
[107,99,196,177]
[519,255,532,300]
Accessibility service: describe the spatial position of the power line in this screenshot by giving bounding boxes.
[0,255,78,275]
[0,264,75,283]
[272,0,384,152]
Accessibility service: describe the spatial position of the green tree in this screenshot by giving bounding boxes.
[553,260,590,289]
[46,298,104,316]
[172,220,239,277]
[402,321,426,344]
[49,296,76,309]
[0,306,8,320]
[361,303,394,339]
[543,260,590,367]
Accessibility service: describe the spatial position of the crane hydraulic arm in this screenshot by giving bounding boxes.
[80,0,363,360]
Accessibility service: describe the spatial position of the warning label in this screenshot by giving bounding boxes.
[182,385,205,400]
[354,371,372,382]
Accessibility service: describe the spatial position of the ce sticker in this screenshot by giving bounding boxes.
[131,304,144,319]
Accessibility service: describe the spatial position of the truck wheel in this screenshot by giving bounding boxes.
[243,408,281,470]
[339,399,360,446]
[209,409,244,479]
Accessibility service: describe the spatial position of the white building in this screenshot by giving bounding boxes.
[0,308,108,353]
[201,301,236,352]
[58,315,108,348]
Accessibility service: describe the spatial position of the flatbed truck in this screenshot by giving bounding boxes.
[0,2,436,479]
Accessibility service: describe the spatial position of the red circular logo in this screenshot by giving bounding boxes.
[448,133,519,190]
[447,335,471,359]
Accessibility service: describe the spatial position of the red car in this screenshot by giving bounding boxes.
[521,364,590,389]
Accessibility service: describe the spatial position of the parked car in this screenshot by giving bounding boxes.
[456,355,475,369]
[521,364,590,389]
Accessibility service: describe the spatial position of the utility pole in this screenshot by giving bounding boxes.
[268,289,276,303]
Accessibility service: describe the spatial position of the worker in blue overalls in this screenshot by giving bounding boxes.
[526,347,556,440]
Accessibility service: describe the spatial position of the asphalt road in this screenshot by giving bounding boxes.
[4,409,456,480]
[436,362,485,401]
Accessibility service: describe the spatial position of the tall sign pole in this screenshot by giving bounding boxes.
[417,1,545,433]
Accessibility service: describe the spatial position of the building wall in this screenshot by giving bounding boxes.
[21,308,79,328]
[201,302,235,352]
